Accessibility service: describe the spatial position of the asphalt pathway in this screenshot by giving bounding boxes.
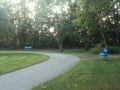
[0,52,80,90]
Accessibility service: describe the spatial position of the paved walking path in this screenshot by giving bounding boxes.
[0,52,80,90]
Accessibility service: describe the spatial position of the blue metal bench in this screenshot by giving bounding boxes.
[99,48,108,60]
[24,46,32,50]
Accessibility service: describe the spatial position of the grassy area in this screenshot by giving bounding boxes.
[0,53,48,75]
[31,49,120,90]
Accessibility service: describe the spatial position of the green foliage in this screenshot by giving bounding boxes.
[87,45,120,54]
[90,47,102,54]
[74,0,120,48]
[0,0,120,49]
[90,43,104,54]
[108,46,120,54]
[0,8,9,37]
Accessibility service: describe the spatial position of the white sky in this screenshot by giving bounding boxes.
[52,3,69,14]
[6,0,69,19]
[49,27,54,32]
[10,0,68,14]
[6,0,19,4]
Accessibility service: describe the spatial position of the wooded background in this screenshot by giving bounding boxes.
[0,0,120,51]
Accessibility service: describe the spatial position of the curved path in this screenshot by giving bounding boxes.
[0,52,80,90]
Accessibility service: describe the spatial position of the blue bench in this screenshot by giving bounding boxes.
[99,48,108,60]
[24,46,32,50]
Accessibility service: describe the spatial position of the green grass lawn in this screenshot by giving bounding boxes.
[31,49,120,90]
[0,53,49,75]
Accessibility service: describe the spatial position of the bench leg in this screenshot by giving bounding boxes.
[104,55,107,60]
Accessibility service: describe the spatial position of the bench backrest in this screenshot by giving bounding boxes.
[103,48,108,54]
[24,46,32,50]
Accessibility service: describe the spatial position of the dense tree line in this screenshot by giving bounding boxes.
[74,0,120,49]
[0,0,120,51]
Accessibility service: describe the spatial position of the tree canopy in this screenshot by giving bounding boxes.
[0,0,120,51]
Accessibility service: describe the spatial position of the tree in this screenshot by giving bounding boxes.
[0,2,12,48]
[74,0,120,49]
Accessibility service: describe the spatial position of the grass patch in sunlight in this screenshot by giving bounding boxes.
[0,53,48,75]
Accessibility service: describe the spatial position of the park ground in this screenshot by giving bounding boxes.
[31,49,120,90]
[0,51,80,90]
[0,49,120,90]
[0,52,49,75]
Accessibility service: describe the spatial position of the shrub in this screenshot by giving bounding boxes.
[108,46,120,54]
[90,47,103,54]
[89,43,103,54]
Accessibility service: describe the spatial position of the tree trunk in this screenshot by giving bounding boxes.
[57,38,63,52]
[101,29,107,48]
[59,42,63,52]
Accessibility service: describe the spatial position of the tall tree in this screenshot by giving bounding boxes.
[74,0,120,48]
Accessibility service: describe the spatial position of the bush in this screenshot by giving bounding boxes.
[108,46,120,54]
[90,47,102,54]
[90,46,120,54]
[89,43,103,54]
